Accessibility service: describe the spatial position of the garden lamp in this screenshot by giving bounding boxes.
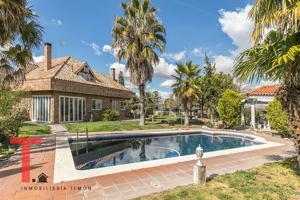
[195,145,203,166]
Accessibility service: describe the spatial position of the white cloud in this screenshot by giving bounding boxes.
[154,58,176,78]
[51,19,62,26]
[33,55,44,63]
[147,89,171,99]
[214,55,234,74]
[239,79,280,92]
[214,4,254,73]
[102,45,112,53]
[81,41,102,56]
[192,48,203,57]
[125,81,138,90]
[160,79,176,88]
[102,44,119,57]
[218,5,253,51]
[90,43,102,56]
[157,90,172,99]
[163,51,186,62]
[109,58,176,82]
[109,62,129,78]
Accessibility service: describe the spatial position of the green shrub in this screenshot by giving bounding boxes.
[217,89,244,128]
[0,89,28,147]
[266,99,290,136]
[101,109,119,121]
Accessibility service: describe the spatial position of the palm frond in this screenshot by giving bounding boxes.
[112,0,166,86]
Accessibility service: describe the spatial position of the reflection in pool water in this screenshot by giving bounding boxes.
[69,133,263,170]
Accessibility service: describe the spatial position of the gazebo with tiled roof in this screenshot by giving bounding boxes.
[241,85,280,130]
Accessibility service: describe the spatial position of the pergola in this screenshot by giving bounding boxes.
[241,85,280,130]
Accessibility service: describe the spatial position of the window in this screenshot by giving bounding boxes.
[92,99,102,110]
[79,66,95,81]
[32,96,51,122]
[119,101,126,110]
[112,100,118,111]
[59,96,85,122]
[81,73,92,81]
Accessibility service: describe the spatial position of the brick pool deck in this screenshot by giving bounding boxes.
[0,127,295,200]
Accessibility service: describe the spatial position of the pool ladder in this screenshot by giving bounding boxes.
[76,127,89,156]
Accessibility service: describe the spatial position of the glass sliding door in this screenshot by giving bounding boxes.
[112,100,118,111]
[59,96,85,123]
[32,95,51,123]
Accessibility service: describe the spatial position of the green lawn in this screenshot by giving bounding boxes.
[64,116,204,133]
[19,123,51,136]
[137,159,300,200]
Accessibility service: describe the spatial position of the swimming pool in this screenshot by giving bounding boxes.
[69,132,264,170]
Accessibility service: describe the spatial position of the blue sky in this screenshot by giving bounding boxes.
[31,0,257,97]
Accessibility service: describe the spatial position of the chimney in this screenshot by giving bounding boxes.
[44,43,52,70]
[110,68,116,81]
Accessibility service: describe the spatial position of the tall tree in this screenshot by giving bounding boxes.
[112,0,166,125]
[144,91,162,117]
[164,97,174,112]
[172,61,200,126]
[202,54,216,123]
[118,71,125,86]
[202,54,236,123]
[0,0,42,146]
[0,0,43,87]
[233,0,300,165]
[126,94,140,119]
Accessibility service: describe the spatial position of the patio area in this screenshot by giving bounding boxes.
[0,126,295,200]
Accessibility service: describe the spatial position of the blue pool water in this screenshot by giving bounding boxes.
[69,132,263,170]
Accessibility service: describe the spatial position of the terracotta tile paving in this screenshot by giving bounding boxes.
[0,130,296,200]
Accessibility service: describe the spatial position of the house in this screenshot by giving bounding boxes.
[241,85,280,130]
[37,173,48,183]
[22,43,133,123]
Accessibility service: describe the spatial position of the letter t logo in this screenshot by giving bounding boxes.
[10,137,41,183]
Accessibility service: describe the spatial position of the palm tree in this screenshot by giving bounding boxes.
[0,0,43,87]
[112,0,166,126]
[172,61,200,126]
[233,0,300,166]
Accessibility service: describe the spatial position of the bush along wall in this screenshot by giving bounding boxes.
[217,89,244,128]
[266,99,290,136]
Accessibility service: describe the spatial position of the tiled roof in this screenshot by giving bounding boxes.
[26,56,70,79]
[25,56,130,92]
[246,85,280,96]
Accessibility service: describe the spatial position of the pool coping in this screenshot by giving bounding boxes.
[54,129,284,183]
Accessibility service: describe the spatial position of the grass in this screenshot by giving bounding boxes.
[137,159,300,200]
[64,116,204,133]
[19,123,51,137]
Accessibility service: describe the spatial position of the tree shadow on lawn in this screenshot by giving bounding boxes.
[278,157,300,176]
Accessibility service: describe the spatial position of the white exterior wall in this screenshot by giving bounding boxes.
[247,95,274,102]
